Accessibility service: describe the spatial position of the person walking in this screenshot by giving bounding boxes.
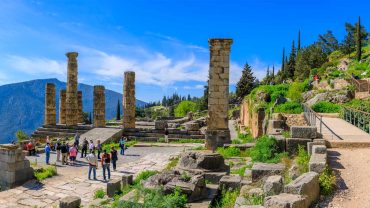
[164,128,169,143]
[74,133,80,148]
[45,143,51,165]
[101,150,111,181]
[60,142,68,165]
[96,140,102,160]
[85,148,97,180]
[119,137,126,155]
[56,139,61,162]
[89,140,95,153]
[27,141,35,156]
[111,146,118,171]
[69,144,78,166]
[81,138,88,158]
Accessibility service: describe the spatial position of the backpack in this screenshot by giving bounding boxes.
[104,154,111,164]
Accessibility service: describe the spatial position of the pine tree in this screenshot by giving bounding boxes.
[236,62,256,100]
[187,94,191,101]
[162,96,167,106]
[116,100,121,121]
[271,65,275,83]
[265,66,270,84]
[287,41,296,80]
[298,30,301,52]
[356,16,362,61]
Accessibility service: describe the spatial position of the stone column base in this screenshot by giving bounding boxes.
[205,129,231,151]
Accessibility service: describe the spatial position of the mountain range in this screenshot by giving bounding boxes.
[0,78,146,144]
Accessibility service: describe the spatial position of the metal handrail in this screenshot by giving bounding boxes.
[302,103,343,140]
[342,106,370,134]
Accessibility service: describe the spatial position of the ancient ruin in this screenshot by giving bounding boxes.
[78,91,83,124]
[44,83,56,125]
[59,89,66,124]
[65,52,79,126]
[123,71,136,129]
[93,85,106,127]
[205,38,233,150]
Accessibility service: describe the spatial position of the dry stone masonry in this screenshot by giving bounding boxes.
[93,85,106,127]
[123,71,136,129]
[59,89,67,124]
[78,91,83,124]
[205,38,233,150]
[65,52,79,126]
[44,83,56,125]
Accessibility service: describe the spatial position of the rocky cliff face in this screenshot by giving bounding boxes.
[0,78,146,144]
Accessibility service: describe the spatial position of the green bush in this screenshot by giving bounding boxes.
[94,188,105,199]
[34,166,57,181]
[174,101,198,117]
[312,101,341,113]
[16,130,29,142]
[296,145,310,174]
[250,136,287,163]
[319,166,337,195]
[231,166,247,177]
[133,170,157,185]
[217,147,249,159]
[274,102,303,114]
[215,189,239,208]
[286,81,310,103]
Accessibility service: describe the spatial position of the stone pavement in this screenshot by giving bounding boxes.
[0,146,186,208]
[229,120,237,140]
[79,127,123,145]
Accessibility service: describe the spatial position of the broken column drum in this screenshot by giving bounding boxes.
[65,52,79,126]
[78,91,83,123]
[205,38,233,150]
[59,89,66,124]
[93,85,106,127]
[123,71,136,129]
[44,83,56,125]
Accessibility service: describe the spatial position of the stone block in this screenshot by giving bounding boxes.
[312,145,327,154]
[244,169,252,178]
[185,122,200,131]
[59,196,81,208]
[263,175,283,197]
[107,179,122,197]
[251,163,285,182]
[122,174,133,187]
[268,120,285,129]
[284,172,319,206]
[286,138,312,156]
[205,129,231,150]
[274,135,286,152]
[204,171,228,184]
[309,153,327,174]
[239,206,265,208]
[307,139,325,155]
[155,120,168,130]
[290,126,317,139]
[219,175,242,190]
[177,151,229,172]
[264,193,306,208]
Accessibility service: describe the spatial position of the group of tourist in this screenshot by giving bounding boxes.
[42,134,128,181]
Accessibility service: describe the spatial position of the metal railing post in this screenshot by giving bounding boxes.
[320,115,323,134]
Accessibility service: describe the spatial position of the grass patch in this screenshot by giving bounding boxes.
[165,157,179,170]
[102,140,138,152]
[249,135,288,163]
[282,130,290,138]
[231,166,247,177]
[312,101,341,113]
[274,102,303,114]
[170,139,205,144]
[319,166,337,196]
[34,165,57,181]
[215,189,240,208]
[191,145,207,150]
[133,170,158,185]
[217,147,249,159]
[296,145,310,174]
[94,188,105,199]
[242,193,264,205]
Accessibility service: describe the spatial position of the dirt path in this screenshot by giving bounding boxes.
[323,149,370,208]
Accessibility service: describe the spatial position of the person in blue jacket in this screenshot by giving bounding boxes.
[45,143,51,165]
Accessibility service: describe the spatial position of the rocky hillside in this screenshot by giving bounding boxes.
[0,78,146,144]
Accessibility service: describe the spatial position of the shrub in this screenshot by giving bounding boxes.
[250,136,288,163]
[319,166,337,195]
[231,166,247,177]
[133,170,157,185]
[16,130,29,142]
[94,188,105,199]
[242,193,264,205]
[274,102,303,114]
[312,101,341,113]
[286,81,310,103]
[282,130,290,138]
[174,101,198,117]
[215,189,239,208]
[296,145,310,174]
[34,165,57,181]
[217,147,249,159]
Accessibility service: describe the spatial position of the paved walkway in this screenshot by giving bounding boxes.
[0,146,186,208]
[80,127,123,144]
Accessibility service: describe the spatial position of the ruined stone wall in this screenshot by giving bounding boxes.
[205,38,232,150]
[44,83,56,125]
[78,91,83,124]
[65,52,79,126]
[123,71,136,129]
[93,85,106,127]
[59,90,66,124]
[240,98,265,138]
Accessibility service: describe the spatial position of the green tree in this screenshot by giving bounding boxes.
[318,30,339,54]
[236,62,256,100]
[295,43,327,81]
[298,30,301,52]
[341,21,368,56]
[174,101,198,117]
[357,16,362,61]
[16,130,28,142]
[116,100,121,121]
[286,41,296,80]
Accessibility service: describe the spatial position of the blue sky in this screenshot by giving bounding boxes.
[0,0,369,102]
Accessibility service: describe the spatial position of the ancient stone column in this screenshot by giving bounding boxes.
[59,90,66,124]
[44,83,56,125]
[123,71,136,129]
[93,85,106,127]
[205,38,233,150]
[65,52,79,126]
[78,91,83,123]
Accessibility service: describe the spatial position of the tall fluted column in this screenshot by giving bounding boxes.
[123,71,136,129]
[93,85,106,127]
[44,83,56,125]
[59,90,66,124]
[78,91,83,124]
[65,52,79,126]
[205,38,233,150]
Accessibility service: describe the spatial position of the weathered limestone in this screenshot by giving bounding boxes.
[290,126,317,139]
[263,175,283,197]
[77,91,83,123]
[107,179,121,197]
[93,85,106,127]
[0,144,34,189]
[59,89,66,124]
[122,174,133,187]
[307,139,325,155]
[205,38,233,150]
[155,120,168,130]
[284,172,319,206]
[240,98,266,138]
[286,138,312,156]
[59,196,81,208]
[185,122,200,131]
[309,153,327,173]
[123,71,135,129]
[219,175,242,190]
[251,163,285,182]
[65,52,79,126]
[264,193,306,208]
[44,83,56,125]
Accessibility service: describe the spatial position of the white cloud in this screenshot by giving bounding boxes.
[248,58,281,81]
[5,55,65,76]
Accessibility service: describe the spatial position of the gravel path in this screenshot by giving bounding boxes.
[321,149,370,208]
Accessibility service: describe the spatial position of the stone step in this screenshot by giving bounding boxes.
[127,136,159,142]
[42,124,93,130]
[168,138,205,142]
[123,132,164,137]
[124,128,164,133]
[37,128,88,134]
[168,134,205,139]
